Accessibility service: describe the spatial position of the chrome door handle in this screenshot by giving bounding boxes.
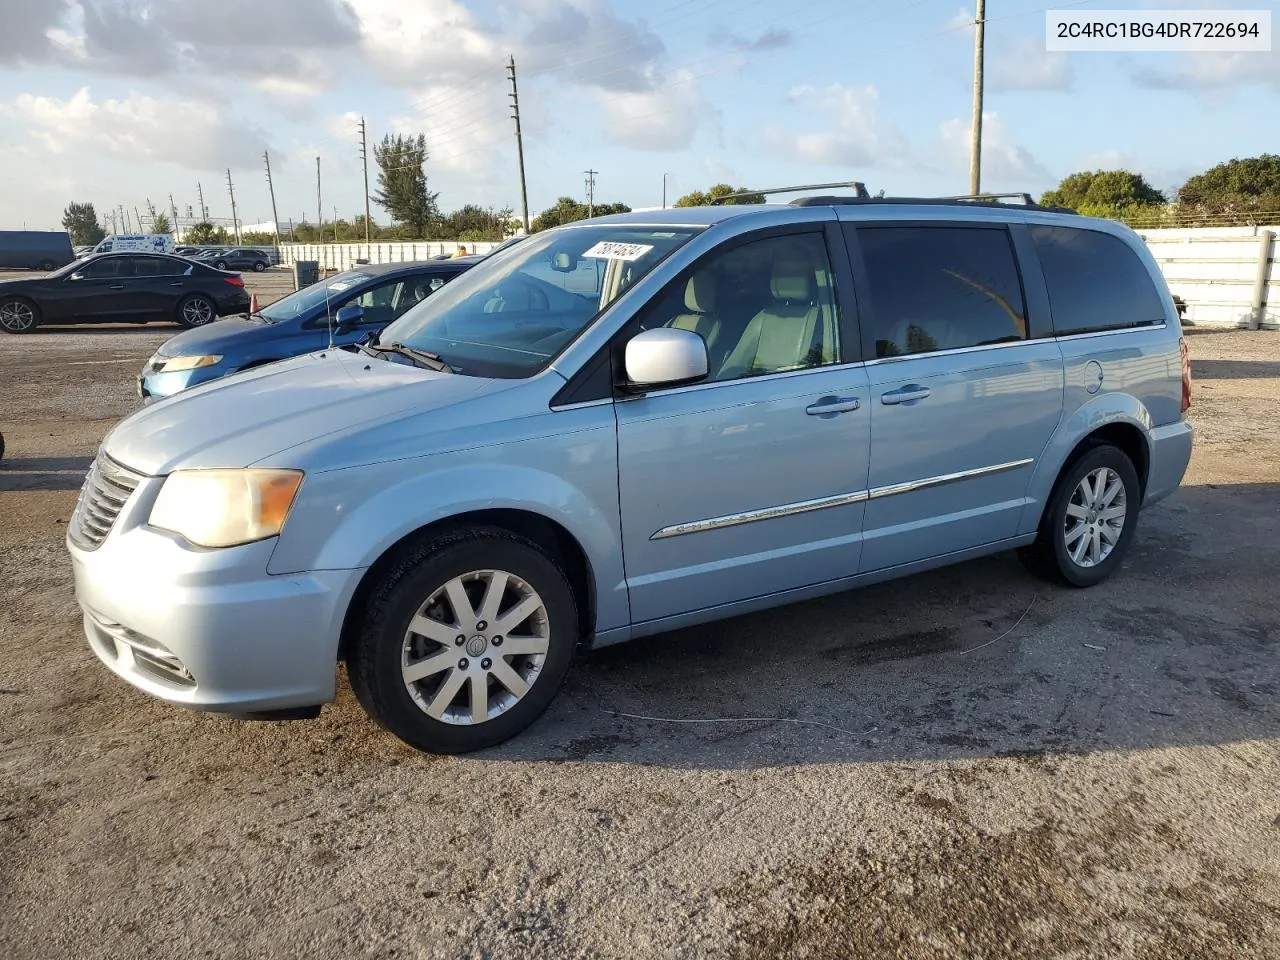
[168,282,184,287]
[881,386,931,405]
[806,396,860,416]
[108,283,125,289]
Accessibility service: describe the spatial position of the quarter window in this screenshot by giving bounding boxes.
[1029,226,1165,335]
[630,231,842,383]
[858,226,1027,358]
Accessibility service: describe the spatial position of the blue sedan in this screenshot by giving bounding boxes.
[138,259,479,400]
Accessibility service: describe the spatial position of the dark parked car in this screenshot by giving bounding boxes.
[138,258,478,399]
[0,230,75,271]
[208,247,272,272]
[0,252,250,334]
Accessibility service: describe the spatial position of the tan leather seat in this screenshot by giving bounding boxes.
[716,255,824,380]
[665,271,723,364]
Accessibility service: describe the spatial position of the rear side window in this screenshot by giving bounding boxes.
[1029,226,1165,335]
[857,226,1027,358]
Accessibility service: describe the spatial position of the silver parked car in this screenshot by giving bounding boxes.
[66,186,1194,754]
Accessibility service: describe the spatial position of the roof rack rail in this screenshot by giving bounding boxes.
[936,192,1037,206]
[708,181,869,205]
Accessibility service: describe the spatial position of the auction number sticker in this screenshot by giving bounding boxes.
[581,241,654,261]
[1047,9,1271,51]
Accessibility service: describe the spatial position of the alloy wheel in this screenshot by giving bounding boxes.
[182,298,214,326]
[0,300,36,332]
[401,569,550,725]
[1063,466,1127,568]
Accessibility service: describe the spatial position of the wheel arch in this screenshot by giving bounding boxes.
[336,508,597,664]
[1021,397,1155,534]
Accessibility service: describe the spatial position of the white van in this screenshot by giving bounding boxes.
[93,234,176,255]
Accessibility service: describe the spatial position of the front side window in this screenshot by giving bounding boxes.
[629,231,842,383]
[380,225,700,377]
[858,226,1027,358]
[1030,226,1166,335]
[81,258,123,279]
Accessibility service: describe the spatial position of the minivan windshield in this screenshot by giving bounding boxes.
[375,224,700,377]
[257,271,375,323]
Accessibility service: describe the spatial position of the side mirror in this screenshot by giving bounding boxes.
[334,304,364,333]
[551,251,577,273]
[68,272,85,281]
[623,328,708,389]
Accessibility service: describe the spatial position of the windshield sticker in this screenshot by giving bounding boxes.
[581,241,654,261]
[326,280,356,292]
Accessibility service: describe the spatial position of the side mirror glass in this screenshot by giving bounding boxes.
[334,304,364,332]
[624,328,708,388]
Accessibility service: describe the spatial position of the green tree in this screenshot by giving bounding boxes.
[151,212,171,234]
[1177,154,1280,218]
[673,183,764,207]
[1040,170,1165,218]
[372,133,440,238]
[184,221,228,245]
[61,202,106,245]
[531,197,631,232]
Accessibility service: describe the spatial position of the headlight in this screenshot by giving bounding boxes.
[149,469,303,548]
[157,354,222,372]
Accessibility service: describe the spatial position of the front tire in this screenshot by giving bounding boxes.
[0,297,40,333]
[348,527,579,754]
[1019,443,1141,588]
[252,261,267,272]
[214,260,227,271]
[176,294,216,328]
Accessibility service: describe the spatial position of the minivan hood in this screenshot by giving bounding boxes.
[105,349,493,475]
[155,316,271,356]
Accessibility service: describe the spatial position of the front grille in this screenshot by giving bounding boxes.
[71,452,144,550]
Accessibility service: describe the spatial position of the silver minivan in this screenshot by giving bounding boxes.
[67,188,1194,753]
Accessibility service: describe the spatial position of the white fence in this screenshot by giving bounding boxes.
[276,227,1278,331]
[278,241,500,272]
[1136,225,1278,329]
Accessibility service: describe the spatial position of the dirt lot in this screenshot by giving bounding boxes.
[1,316,1277,960]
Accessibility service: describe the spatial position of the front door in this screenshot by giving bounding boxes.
[845,222,1065,572]
[614,227,871,625]
[42,256,136,322]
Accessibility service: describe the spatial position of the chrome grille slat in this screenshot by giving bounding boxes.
[70,453,145,550]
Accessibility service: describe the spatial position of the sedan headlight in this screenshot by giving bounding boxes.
[156,354,222,372]
[149,469,303,548]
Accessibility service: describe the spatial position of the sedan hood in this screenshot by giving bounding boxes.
[154,315,270,357]
[105,349,493,475]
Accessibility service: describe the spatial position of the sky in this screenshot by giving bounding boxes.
[0,0,1277,233]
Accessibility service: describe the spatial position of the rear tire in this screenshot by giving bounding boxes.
[176,294,216,328]
[252,261,267,272]
[1018,443,1141,588]
[0,297,40,333]
[347,526,579,754]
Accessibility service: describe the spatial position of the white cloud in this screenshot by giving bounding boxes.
[946,7,975,32]
[1078,149,1139,171]
[1133,49,1280,92]
[939,112,1051,188]
[601,70,708,151]
[764,84,911,169]
[3,87,268,171]
[0,0,74,63]
[989,37,1072,92]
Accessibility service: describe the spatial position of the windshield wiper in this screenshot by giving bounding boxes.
[361,341,453,373]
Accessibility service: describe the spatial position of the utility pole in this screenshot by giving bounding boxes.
[969,0,986,196]
[358,116,372,242]
[118,205,127,234]
[316,156,322,245]
[662,173,668,209]
[225,168,240,243]
[134,206,144,232]
[168,194,179,234]
[197,181,208,221]
[508,55,531,234]
[584,169,597,219]
[263,150,282,247]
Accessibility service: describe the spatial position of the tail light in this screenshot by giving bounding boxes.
[223,275,244,288]
[1179,337,1192,413]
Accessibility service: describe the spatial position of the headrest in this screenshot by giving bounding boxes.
[770,257,813,303]
[684,271,717,313]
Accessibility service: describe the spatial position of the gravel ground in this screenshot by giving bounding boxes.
[0,325,1277,960]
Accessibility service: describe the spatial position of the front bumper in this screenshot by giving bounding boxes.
[69,472,365,713]
[138,363,228,401]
